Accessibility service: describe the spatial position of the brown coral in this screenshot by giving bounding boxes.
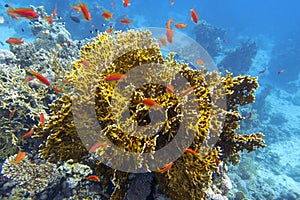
[34,29,265,199]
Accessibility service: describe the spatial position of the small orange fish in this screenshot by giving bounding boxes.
[141,98,161,109]
[6,37,23,45]
[180,85,196,97]
[166,27,173,44]
[184,148,198,155]
[89,142,106,153]
[52,5,57,16]
[190,8,199,24]
[79,2,91,22]
[22,128,34,139]
[104,73,125,82]
[80,59,91,68]
[52,86,62,93]
[7,5,39,19]
[120,18,132,24]
[86,175,100,182]
[24,76,33,83]
[106,27,114,34]
[45,16,53,24]
[71,5,82,13]
[215,158,220,165]
[102,10,113,20]
[171,0,174,5]
[63,79,70,83]
[166,19,174,28]
[159,38,167,46]
[39,113,45,126]
[166,85,174,93]
[9,109,16,120]
[196,59,205,65]
[174,23,187,29]
[15,152,26,164]
[123,0,129,7]
[157,161,173,173]
[28,70,51,86]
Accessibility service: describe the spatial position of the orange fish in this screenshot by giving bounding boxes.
[45,16,53,24]
[166,85,174,93]
[89,142,106,153]
[63,79,70,83]
[7,5,39,19]
[15,152,26,164]
[184,148,198,155]
[104,73,125,82]
[28,70,51,86]
[6,37,23,45]
[166,19,174,28]
[141,98,161,109]
[86,175,100,182]
[52,86,62,93]
[24,76,33,83]
[80,59,91,68]
[171,0,174,5]
[215,158,220,165]
[190,8,199,24]
[39,113,45,126]
[196,59,205,65]
[9,109,16,120]
[102,10,113,20]
[157,161,173,173]
[180,85,196,97]
[22,128,34,139]
[71,5,82,13]
[123,0,129,7]
[120,18,132,24]
[53,5,57,16]
[166,27,173,44]
[106,27,114,34]
[159,38,167,46]
[79,2,91,22]
[174,23,187,29]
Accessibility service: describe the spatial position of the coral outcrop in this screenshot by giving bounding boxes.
[34,29,265,199]
[1,153,61,195]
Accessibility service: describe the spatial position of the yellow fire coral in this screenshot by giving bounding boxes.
[34,29,265,199]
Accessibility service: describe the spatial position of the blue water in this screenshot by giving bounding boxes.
[1,0,300,199]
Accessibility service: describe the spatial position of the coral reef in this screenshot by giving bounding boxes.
[1,153,61,196]
[218,40,258,75]
[33,29,265,199]
[194,21,226,57]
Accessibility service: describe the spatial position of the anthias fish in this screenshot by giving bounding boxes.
[89,142,106,153]
[15,152,26,164]
[7,5,39,19]
[6,37,23,45]
[157,161,173,173]
[190,8,199,23]
[79,2,91,22]
[104,73,125,82]
[86,175,100,182]
[22,128,34,139]
[29,70,51,86]
[102,10,113,20]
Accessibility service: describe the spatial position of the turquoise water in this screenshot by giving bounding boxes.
[0,0,299,199]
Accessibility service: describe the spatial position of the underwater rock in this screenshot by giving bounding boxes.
[0,49,15,64]
[58,159,93,189]
[125,173,153,200]
[1,153,61,196]
[194,21,226,57]
[218,39,258,75]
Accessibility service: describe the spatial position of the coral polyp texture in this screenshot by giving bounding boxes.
[34,29,265,199]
